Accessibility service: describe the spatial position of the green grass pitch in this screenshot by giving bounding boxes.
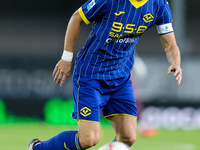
[0,122,200,150]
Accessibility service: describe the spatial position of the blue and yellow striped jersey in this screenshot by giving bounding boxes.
[75,0,173,80]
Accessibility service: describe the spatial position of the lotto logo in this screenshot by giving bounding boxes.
[114,11,125,16]
[143,13,154,23]
[80,107,91,117]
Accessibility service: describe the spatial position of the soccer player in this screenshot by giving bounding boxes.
[27,0,182,149]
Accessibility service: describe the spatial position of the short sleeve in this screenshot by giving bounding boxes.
[155,0,174,35]
[155,1,173,26]
[79,0,107,25]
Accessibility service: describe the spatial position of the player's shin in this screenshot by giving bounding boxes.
[34,131,83,150]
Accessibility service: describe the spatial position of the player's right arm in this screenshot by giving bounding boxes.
[53,0,107,86]
[53,10,83,86]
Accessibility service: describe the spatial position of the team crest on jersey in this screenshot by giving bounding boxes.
[80,107,91,117]
[143,13,154,23]
[87,0,96,11]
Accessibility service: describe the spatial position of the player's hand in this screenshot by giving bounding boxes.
[52,60,72,87]
[167,65,182,86]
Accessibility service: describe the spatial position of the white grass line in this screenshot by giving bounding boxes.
[181,144,196,150]
[134,143,197,150]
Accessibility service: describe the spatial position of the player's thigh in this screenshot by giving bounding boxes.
[108,115,137,145]
[78,121,101,148]
[102,78,137,119]
[72,72,109,122]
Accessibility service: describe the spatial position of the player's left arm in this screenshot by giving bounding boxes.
[160,32,182,86]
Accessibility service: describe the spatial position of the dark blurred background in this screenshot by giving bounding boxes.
[0,0,199,119]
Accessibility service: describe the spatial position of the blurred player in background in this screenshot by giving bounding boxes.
[27,0,182,149]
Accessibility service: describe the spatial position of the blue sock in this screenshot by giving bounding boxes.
[34,130,83,150]
[112,136,116,142]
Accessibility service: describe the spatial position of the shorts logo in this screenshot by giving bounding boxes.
[87,0,96,11]
[80,107,91,117]
[143,13,154,23]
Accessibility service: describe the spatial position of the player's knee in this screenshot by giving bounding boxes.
[80,134,100,149]
[127,135,136,146]
[119,134,136,147]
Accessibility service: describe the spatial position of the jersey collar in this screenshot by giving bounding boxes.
[129,0,148,8]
